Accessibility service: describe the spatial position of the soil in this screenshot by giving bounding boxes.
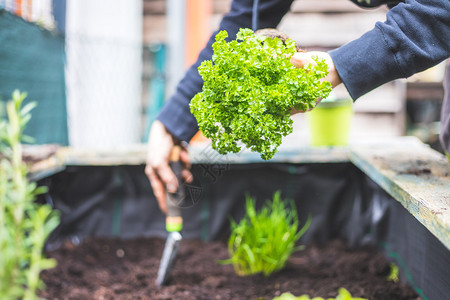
[40,237,421,300]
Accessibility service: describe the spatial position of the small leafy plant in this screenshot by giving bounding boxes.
[190,28,331,160]
[386,262,399,282]
[273,287,368,300]
[0,90,60,300]
[220,191,311,276]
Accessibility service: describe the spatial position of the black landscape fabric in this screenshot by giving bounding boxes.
[39,162,449,300]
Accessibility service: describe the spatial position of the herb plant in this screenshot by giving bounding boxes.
[0,90,60,300]
[386,262,399,282]
[273,288,368,300]
[190,28,331,160]
[220,191,311,276]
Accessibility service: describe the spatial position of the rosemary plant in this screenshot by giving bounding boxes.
[0,90,60,300]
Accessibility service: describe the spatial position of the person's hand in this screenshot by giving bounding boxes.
[145,120,193,214]
[290,51,342,113]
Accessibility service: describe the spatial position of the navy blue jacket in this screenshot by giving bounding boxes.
[157,0,450,143]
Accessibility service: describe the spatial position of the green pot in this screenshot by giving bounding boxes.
[307,97,353,146]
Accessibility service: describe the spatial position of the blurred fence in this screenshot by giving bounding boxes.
[65,33,143,147]
[65,0,143,148]
[0,9,67,145]
[1,0,149,147]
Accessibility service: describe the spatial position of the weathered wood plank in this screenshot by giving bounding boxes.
[25,145,66,181]
[212,0,231,14]
[189,143,350,164]
[406,82,445,102]
[49,143,350,166]
[278,12,386,47]
[209,11,388,48]
[350,139,450,250]
[210,0,388,14]
[290,0,388,13]
[144,0,389,47]
[56,145,149,166]
[143,0,165,15]
[143,15,167,43]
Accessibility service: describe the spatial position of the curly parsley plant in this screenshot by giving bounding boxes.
[190,28,331,160]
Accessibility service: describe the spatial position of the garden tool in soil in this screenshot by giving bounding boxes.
[155,145,185,287]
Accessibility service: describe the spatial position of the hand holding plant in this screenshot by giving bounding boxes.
[220,191,311,276]
[291,51,342,90]
[290,51,342,114]
[190,28,332,160]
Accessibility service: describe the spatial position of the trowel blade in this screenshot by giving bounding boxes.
[155,231,182,287]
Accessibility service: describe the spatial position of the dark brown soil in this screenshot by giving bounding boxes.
[40,237,421,300]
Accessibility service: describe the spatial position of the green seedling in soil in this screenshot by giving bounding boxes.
[0,90,60,300]
[190,28,331,160]
[386,262,399,282]
[273,287,367,300]
[220,191,311,276]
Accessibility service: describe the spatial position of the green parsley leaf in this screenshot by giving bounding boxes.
[190,28,331,160]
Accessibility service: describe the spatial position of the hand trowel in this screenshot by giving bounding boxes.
[155,145,184,287]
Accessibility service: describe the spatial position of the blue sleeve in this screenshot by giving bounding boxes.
[157,0,293,142]
[329,0,450,100]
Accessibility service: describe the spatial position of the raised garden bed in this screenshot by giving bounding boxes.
[40,237,419,300]
[29,137,449,300]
